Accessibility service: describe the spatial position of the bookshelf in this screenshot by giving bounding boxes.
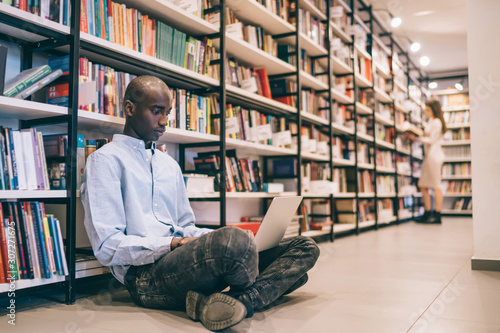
[433,88,472,216]
[0,0,429,303]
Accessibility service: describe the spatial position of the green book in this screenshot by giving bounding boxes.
[171,28,179,66]
[179,32,187,68]
[165,25,173,63]
[3,65,52,97]
[156,21,162,61]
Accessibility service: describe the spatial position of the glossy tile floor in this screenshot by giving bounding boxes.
[2,217,500,333]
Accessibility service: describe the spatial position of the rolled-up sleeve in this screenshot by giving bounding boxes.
[81,152,175,267]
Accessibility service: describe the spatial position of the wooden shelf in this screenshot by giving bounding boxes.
[395,102,409,114]
[301,152,330,162]
[442,105,470,112]
[444,193,473,197]
[375,113,394,126]
[444,158,471,163]
[378,216,397,224]
[332,89,354,104]
[359,220,376,228]
[358,192,375,198]
[355,73,372,88]
[0,275,66,293]
[374,87,393,103]
[331,56,353,74]
[358,162,375,170]
[80,33,219,87]
[0,190,67,199]
[0,96,67,120]
[301,112,329,126]
[357,132,374,142]
[188,192,298,199]
[330,21,352,43]
[377,193,397,198]
[355,43,371,60]
[396,147,411,155]
[394,80,408,93]
[333,158,355,167]
[375,63,391,79]
[300,71,329,91]
[334,223,356,233]
[335,192,356,198]
[226,85,297,115]
[356,102,373,115]
[376,140,396,150]
[0,3,70,42]
[332,123,355,135]
[442,209,473,215]
[299,0,327,20]
[225,0,295,35]
[225,138,297,156]
[447,123,471,129]
[376,166,396,173]
[122,0,217,36]
[442,140,471,146]
[302,229,332,237]
[442,175,472,180]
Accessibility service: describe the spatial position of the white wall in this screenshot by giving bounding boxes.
[467,0,500,265]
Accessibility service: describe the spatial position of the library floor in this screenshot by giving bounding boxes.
[3,217,500,333]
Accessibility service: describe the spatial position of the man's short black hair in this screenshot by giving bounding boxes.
[123,75,170,105]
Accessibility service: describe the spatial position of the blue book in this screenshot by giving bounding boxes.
[47,215,63,275]
[31,202,51,279]
[273,158,296,177]
[5,128,18,190]
[94,0,101,38]
[102,0,109,41]
[86,0,94,36]
[48,55,70,75]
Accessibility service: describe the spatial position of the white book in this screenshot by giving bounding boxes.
[12,130,27,190]
[20,130,38,190]
[54,218,69,276]
[37,131,51,190]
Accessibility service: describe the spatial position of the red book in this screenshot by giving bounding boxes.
[255,68,272,99]
[100,0,106,41]
[365,58,372,82]
[80,0,88,33]
[0,205,7,283]
[20,0,27,11]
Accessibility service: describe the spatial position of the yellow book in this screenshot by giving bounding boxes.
[42,217,57,276]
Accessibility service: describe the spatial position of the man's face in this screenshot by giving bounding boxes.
[125,85,172,143]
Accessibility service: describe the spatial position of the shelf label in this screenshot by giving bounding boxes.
[241,77,258,93]
[226,22,244,40]
[225,117,240,135]
[256,124,273,141]
[272,130,292,147]
[331,38,342,51]
[330,6,344,18]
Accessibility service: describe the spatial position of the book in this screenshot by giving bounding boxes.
[0,45,8,96]
[3,65,52,97]
[13,69,63,100]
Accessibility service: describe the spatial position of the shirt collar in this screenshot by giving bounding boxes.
[112,134,156,151]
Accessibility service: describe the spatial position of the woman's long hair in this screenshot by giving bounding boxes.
[425,99,447,134]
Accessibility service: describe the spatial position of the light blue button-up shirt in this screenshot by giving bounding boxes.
[81,134,213,284]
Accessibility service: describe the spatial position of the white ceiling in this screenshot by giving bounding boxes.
[368,0,468,77]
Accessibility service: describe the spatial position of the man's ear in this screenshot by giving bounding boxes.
[124,100,135,117]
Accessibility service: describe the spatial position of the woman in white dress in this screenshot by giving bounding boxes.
[416,100,447,224]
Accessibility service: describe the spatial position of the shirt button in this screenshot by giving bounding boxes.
[154,203,158,206]
[134,146,136,149]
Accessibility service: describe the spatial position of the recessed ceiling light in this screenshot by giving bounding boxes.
[428,82,438,89]
[420,56,430,66]
[411,42,421,52]
[391,17,402,27]
[455,83,464,91]
[413,10,435,17]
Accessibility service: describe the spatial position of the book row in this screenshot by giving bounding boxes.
[441,180,472,194]
[443,128,471,142]
[0,202,68,284]
[2,0,71,26]
[0,127,50,191]
[444,110,470,124]
[443,146,471,159]
[451,197,473,211]
[439,93,469,108]
[442,163,472,177]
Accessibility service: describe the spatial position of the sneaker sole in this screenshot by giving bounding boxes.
[186,291,247,331]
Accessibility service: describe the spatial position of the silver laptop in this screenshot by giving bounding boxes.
[253,196,303,252]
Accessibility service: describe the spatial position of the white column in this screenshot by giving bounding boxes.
[467,0,500,270]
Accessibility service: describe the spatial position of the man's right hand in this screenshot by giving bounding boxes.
[171,237,199,250]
